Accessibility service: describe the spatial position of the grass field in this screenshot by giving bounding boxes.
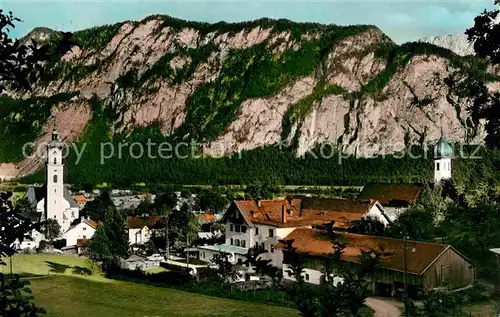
[0,253,97,277]
[3,254,298,317]
[30,275,298,317]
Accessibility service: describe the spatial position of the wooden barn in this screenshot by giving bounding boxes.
[276,229,475,297]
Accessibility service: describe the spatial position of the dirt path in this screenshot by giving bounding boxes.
[365,297,402,317]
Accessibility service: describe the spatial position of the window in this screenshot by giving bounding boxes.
[237,258,243,265]
[235,224,241,233]
[54,189,56,193]
[82,227,86,231]
[436,162,440,171]
[269,229,274,238]
[288,271,293,277]
[242,226,247,233]
[261,243,265,250]
[241,240,246,248]
[71,211,75,217]
[53,174,58,183]
[270,244,274,253]
[83,235,86,239]
[235,239,240,247]
[230,238,233,245]
[54,200,56,205]
[53,215,56,219]
[54,157,57,164]
[230,224,234,232]
[305,273,310,281]
[255,227,259,235]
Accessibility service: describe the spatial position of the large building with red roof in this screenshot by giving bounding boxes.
[198,197,391,268]
[275,228,475,295]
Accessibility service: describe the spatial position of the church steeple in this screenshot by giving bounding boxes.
[434,136,453,184]
[46,130,65,224]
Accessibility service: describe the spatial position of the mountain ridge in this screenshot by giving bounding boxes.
[0,15,496,183]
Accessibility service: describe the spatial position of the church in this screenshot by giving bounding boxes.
[24,130,79,233]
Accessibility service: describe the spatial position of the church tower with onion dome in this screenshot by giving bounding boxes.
[433,136,453,184]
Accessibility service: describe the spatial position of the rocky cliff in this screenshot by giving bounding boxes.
[418,34,475,57]
[0,15,496,180]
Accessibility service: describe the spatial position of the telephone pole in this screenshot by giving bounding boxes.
[403,233,409,317]
[165,217,169,260]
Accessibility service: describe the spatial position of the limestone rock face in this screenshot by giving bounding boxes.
[0,16,495,179]
[418,34,475,57]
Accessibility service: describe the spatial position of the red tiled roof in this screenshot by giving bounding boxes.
[74,194,88,204]
[83,218,98,229]
[229,198,377,229]
[127,216,164,229]
[275,228,454,275]
[358,183,422,207]
[199,213,216,224]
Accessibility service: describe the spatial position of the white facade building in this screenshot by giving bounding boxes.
[127,216,163,245]
[64,217,97,247]
[198,198,391,269]
[24,131,79,233]
[15,230,45,251]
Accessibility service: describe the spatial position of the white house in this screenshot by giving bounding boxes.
[358,183,423,221]
[15,230,45,251]
[64,217,97,247]
[198,197,391,268]
[127,216,164,245]
[24,130,79,233]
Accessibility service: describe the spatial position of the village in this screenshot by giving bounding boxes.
[9,130,499,316]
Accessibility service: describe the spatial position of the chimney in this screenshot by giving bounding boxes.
[282,205,287,223]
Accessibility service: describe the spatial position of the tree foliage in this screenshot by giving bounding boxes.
[81,191,113,223]
[465,1,500,147]
[40,219,60,244]
[86,205,129,270]
[280,229,379,317]
[209,252,240,283]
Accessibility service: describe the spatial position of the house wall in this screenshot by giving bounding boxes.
[281,253,424,295]
[225,205,307,268]
[36,199,45,215]
[282,264,331,285]
[382,206,406,222]
[423,248,475,291]
[65,223,96,247]
[128,227,152,245]
[16,230,45,250]
[198,248,248,266]
[365,204,390,225]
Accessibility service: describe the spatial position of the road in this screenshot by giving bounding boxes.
[365,297,402,317]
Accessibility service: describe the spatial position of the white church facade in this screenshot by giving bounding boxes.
[24,130,79,233]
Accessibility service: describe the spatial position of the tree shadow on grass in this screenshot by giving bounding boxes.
[45,261,71,274]
[72,266,92,276]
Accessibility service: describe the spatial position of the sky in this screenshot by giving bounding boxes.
[0,0,496,43]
